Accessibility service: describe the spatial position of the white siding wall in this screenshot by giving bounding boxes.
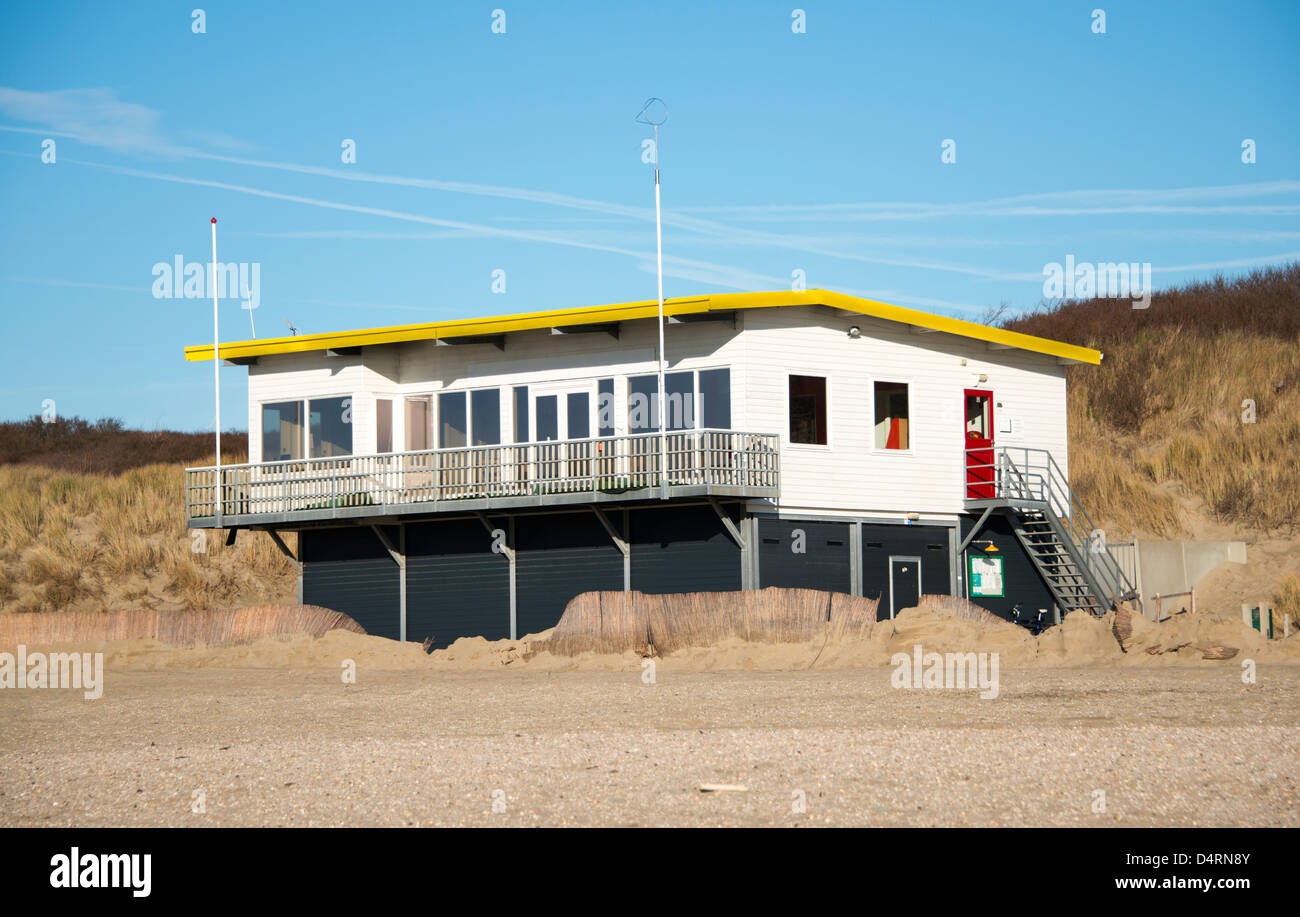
[244,305,1071,517]
[741,305,1069,517]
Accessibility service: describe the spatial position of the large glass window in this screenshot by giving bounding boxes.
[309,396,353,457]
[874,382,910,450]
[699,368,731,429]
[471,389,501,446]
[439,391,467,448]
[261,401,303,461]
[665,371,694,431]
[789,375,827,445]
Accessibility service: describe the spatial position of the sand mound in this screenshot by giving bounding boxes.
[0,605,364,652]
[11,594,1298,673]
[1112,609,1297,663]
[548,587,878,656]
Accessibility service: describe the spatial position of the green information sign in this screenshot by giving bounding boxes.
[968,554,1005,598]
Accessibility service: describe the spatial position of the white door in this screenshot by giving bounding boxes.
[530,382,594,486]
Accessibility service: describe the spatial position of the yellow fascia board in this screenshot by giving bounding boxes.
[184,295,713,362]
[709,290,1103,365]
[184,289,1101,366]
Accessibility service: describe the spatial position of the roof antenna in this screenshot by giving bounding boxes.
[285,318,299,336]
[635,97,669,500]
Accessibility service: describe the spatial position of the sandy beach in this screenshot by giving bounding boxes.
[2,637,1296,827]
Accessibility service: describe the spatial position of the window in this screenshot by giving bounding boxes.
[627,375,658,433]
[309,396,353,457]
[788,375,827,445]
[597,378,615,437]
[874,381,910,450]
[665,371,694,431]
[471,389,501,446]
[513,386,529,443]
[405,397,431,451]
[376,399,393,453]
[439,391,467,448]
[261,401,303,461]
[535,394,558,441]
[627,369,729,433]
[966,392,991,439]
[699,368,731,429]
[567,392,590,439]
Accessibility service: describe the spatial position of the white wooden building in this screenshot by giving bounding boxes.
[185,289,1135,644]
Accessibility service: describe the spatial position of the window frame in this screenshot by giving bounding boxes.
[258,398,307,463]
[784,371,831,450]
[624,366,732,435]
[258,394,358,462]
[870,377,914,456]
[425,385,506,450]
[306,395,355,458]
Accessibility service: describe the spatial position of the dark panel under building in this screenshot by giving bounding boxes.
[757,518,852,593]
[515,510,625,637]
[630,503,742,594]
[406,517,510,648]
[301,526,400,640]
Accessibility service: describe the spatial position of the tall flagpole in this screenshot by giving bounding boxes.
[211,217,222,526]
[636,99,669,500]
[653,120,667,500]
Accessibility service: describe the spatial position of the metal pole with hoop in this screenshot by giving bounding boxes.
[635,98,669,500]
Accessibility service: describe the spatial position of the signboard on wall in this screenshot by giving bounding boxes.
[968,555,1004,598]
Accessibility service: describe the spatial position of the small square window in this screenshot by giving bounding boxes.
[789,375,827,445]
[874,382,910,450]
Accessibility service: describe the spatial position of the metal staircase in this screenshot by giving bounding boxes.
[966,447,1139,616]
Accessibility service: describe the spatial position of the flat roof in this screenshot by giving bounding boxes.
[183,289,1103,365]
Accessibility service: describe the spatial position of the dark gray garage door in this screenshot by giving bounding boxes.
[515,511,625,637]
[630,504,742,594]
[407,518,510,648]
[758,518,852,593]
[301,526,400,640]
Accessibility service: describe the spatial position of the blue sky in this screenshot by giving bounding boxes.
[1,0,1297,431]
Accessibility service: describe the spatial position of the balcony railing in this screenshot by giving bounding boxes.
[186,429,780,524]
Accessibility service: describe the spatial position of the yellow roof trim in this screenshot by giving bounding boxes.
[184,289,1102,365]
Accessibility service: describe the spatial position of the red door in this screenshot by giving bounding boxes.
[963,389,995,498]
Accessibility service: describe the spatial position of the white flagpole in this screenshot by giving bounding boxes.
[653,120,668,500]
[211,217,222,526]
[636,99,669,500]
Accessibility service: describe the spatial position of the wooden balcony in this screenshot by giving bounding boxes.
[185,429,781,528]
